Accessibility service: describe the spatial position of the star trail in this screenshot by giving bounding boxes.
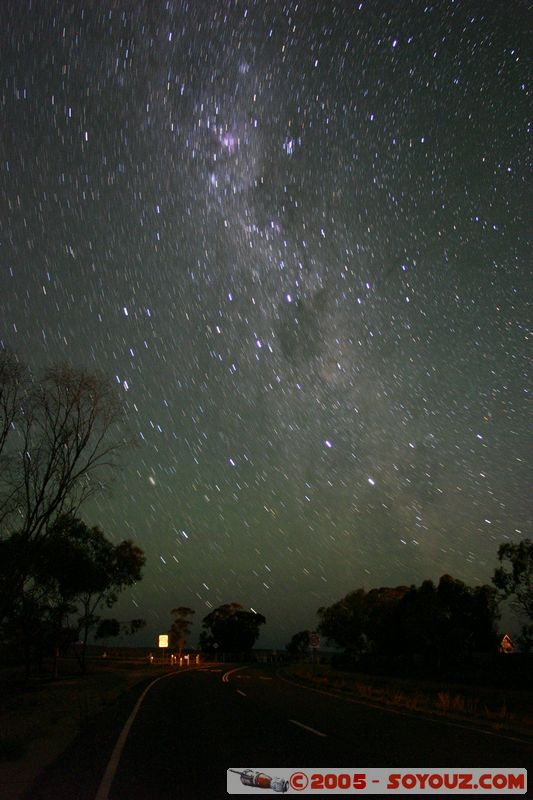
[1,0,530,647]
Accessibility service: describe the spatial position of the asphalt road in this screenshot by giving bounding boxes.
[23,664,531,799]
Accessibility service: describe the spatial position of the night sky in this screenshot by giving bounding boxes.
[1,1,530,648]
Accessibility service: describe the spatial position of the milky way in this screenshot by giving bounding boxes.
[1,1,530,646]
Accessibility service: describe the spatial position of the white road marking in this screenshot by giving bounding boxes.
[94,668,204,800]
[289,719,327,737]
[237,690,247,697]
[278,672,533,746]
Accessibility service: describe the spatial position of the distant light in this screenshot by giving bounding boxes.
[229,458,236,467]
[286,293,293,303]
[324,440,333,449]
[368,477,376,486]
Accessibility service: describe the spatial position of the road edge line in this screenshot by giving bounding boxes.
[277,670,533,746]
[94,668,200,800]
[289,719,327,737]
[222,665,248,683]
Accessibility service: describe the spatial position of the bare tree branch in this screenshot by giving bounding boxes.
[0,354,130,622]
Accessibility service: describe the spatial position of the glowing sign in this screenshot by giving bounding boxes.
[158,634,169,648]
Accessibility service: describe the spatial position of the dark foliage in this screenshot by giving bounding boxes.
[493,539,533,650]
[200,602,265,653]
[318,574,499,668]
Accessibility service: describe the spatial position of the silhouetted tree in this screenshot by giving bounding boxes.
[169,606,195,654]
[317,576,498,667]
[493,539,533,650]
[286,630,311,657]
[73,526,146,671]
[124,618,147,636]
[7,514,146,673]
[0,351,128,623]
[317,589,367,653]
[395,576,498,664]
[360,585,410,655]
[0,350,26,528]
[200,603,265,654]
[95,618,121,641]
[2,590,77,678]
[317,586,409,655]
[95,617,146,643]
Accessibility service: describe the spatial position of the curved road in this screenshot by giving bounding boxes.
[24,664,530,799]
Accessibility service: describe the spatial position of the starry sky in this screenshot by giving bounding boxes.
[1,0,530,649]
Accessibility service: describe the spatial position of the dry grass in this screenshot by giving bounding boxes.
[0,657,181,800]
[0,657,171,763]
[285,664,533,735]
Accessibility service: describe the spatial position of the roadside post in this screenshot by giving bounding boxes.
[309,631,320,674]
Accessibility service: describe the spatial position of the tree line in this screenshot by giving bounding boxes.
[169,536,532,665]
[0,350,146,675]
[168,603,266,656]
[287,539,532,663]
[172,538,532,661]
